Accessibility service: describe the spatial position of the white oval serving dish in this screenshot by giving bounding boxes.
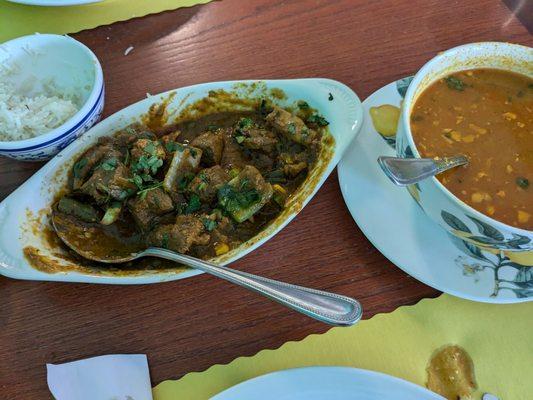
[0,78,363,284]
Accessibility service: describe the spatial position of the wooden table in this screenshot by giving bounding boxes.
[0,0,531,397]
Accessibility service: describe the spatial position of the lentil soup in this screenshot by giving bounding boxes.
[411,68,533,230]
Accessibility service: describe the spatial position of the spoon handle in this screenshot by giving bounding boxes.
[377,155,468,186]
[144,248,362,326]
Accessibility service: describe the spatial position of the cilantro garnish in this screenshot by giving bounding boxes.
[177,172,195,192]
[133,154,163,175]
[161,232,169,249]
[144,141,157,156]
[287,123,296,135]
[297,101,309,110]
[184,193,201,214]
[100,157,118,171]
[73,158,88,178]
[307,114,329,126]
[202,218,217,231]
[444,76,466,91]
[238,117,253,129]
[218,184,261,214]
[516,177,529,189]
[137,181,163,200]
[165,141,185,153]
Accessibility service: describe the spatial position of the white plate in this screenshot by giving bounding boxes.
[212,366,443,399]
[337,78,533,304]
[6,0,102,6]
[0,78,362,284]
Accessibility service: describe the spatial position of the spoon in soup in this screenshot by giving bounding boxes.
[377,155,468,186]
[51,207,362,327]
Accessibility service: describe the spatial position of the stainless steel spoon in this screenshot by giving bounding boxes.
[377,155,468,186]
[51,209,362,326]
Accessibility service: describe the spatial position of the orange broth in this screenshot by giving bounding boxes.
[411,68,532,230]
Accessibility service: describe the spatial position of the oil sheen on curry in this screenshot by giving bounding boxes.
[50,98,328,265]
[411,68,533,230]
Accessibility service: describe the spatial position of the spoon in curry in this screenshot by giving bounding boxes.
[378,155,468,186]
[51,209,362,327]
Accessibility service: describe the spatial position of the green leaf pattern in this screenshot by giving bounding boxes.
[441,210,531,251]
[445,210,532,299]
[396,76,414,98]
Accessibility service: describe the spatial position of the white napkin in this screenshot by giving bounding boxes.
[47,354,153,400]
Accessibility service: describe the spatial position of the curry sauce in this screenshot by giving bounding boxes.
[47,99,328,267]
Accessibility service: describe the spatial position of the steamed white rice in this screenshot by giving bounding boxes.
[0,80,79,142]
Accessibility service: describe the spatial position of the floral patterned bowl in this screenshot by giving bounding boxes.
[0,34,104,161]
[396,42,533,252]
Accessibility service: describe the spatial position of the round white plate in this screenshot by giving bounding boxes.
[6,0,102,6]
[337,78,532,304]
[212,366,443,399]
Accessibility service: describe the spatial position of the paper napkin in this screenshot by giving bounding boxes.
[47,354,152,400]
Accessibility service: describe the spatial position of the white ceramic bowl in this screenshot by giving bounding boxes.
[0,78,362,284]
[0,34,104,161]
[396,42,533,252]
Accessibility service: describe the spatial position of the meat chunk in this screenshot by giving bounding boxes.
[188,166,230,203]
[241,128,278,153]
[221,129,248,168]
[160,130,181,157]
[131,138,166,163]
[127,187,174,231]
[191,131,225,166]
[57,197,99,223]
[266,106,317,146]
[113,124,157,148]
[80,162,136,204]
[146,215,210,253]
[218,165,273,223]
[72,143,122,189]
[193,214,239,258]
[163,145,203,192]
[232,117,277,153]
[160,130,181,145]
[279,152,308,177]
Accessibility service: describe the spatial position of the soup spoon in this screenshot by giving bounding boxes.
[377,155,468,186]
[51,209,362,327]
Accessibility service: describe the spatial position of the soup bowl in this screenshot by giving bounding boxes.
[396,42,533,254]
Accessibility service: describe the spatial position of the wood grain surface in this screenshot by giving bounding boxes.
[0,0,531,398]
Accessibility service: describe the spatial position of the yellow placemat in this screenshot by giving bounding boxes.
[153,295,532,399]
[0,0,213,43]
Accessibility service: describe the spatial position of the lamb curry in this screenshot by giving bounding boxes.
[51,99,328,264]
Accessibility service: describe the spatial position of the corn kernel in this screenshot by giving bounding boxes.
[272,184,287,195]
[486,205,495,216]
[471,192,484,203]
[518,211,530,224]
[462,134,475,143]
[468,123,487,135]
[471,192,491,203]
[215,243,230,256]
[450,130,462,141]
[502,112,517,120]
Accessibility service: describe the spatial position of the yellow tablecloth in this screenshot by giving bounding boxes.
[0,0,213,42]
[153,295,532,399]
